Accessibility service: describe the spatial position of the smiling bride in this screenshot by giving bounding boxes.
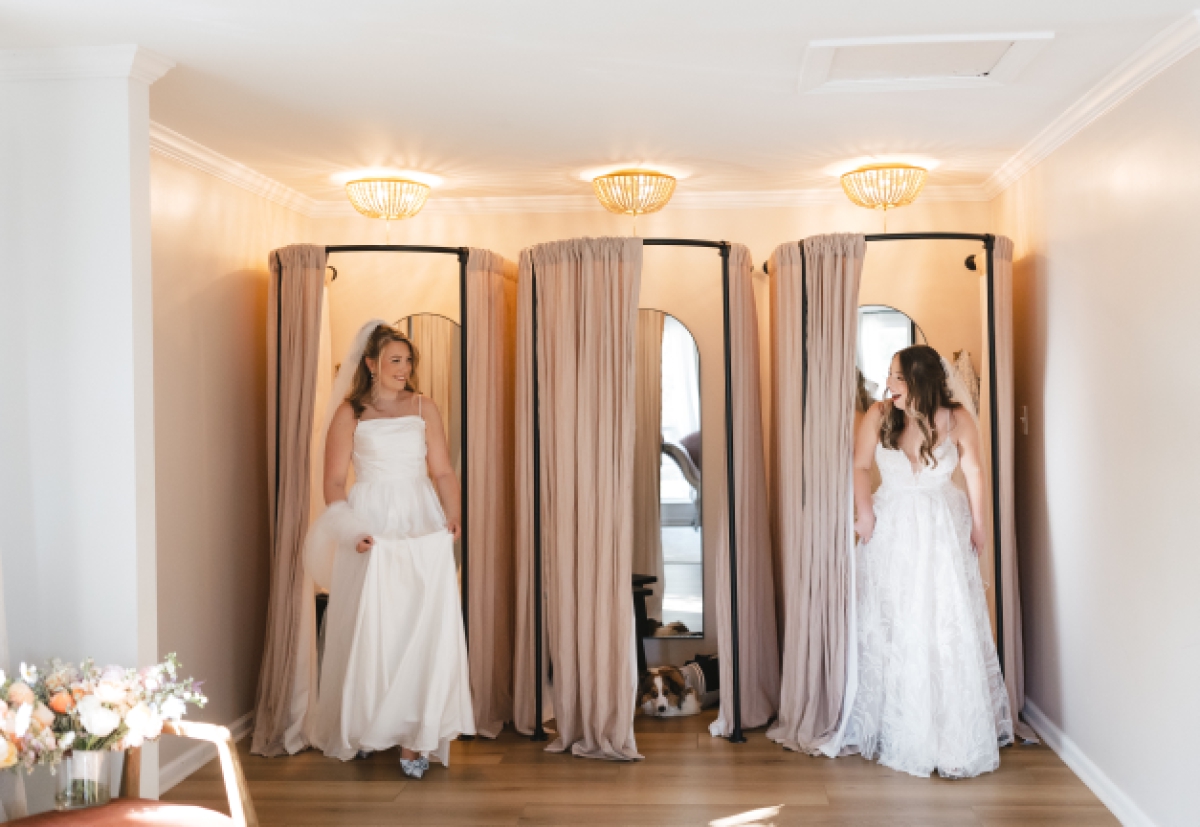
[300,320,474,779]
[841,344,1013,779]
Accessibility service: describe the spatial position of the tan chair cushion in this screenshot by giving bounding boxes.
[11,799,233,826]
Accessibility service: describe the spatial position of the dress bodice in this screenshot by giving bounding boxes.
[353,416,428,483]
[875,439,958,492]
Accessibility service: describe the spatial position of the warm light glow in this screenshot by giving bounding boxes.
[331,168,443,188]
[345,178,430,220]
[578,163,692,182]
[840,163,927,211]
[823,156,939,178]
[591,169,677,216]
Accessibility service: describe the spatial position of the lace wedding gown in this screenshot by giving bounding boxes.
[309,413,475,765]
[841,438,1013,778]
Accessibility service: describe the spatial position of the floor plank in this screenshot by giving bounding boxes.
[163,710,1116,826]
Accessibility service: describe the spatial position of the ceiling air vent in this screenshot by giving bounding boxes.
[800,32,1053,93]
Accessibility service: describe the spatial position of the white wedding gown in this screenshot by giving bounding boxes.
[309,414,475,765]
[840,438,1013,778]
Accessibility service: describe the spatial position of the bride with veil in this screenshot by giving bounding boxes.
[286,319,474,779]
[833,344,1013,778]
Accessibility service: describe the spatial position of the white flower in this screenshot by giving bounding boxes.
[59,731,75,750]
[77,696,120,738]
[123,703,162,748]
[160,697,186,722]
[19,664,35,684]
[93,681,126,705]
[13,704,31,738]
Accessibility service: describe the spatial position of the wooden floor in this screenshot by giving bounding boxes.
[164,710,1118,826]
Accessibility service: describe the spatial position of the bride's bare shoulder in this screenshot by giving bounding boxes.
[331,401,358,428]
[417,394,442,420]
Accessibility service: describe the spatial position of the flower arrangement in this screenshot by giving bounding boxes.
[0,653,205,773]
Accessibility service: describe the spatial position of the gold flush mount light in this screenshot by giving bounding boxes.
[840,163,928,212]
[345,177,431,221]
[591,169,677,216]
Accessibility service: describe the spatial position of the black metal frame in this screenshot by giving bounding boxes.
[528,238,748,744]
[306,244,473,641]
[766,231,1005,668]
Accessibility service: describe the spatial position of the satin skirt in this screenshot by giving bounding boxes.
[309,478,474,764]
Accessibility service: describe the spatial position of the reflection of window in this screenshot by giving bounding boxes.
[660,316,699,504]
[858,306,915,400]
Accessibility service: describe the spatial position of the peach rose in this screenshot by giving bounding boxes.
[7,683,34,707]
[49,692,74,714]
[32,703,54,728]
[0,738,17,770]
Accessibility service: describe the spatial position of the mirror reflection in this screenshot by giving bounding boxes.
[856,304,928,405]
[395,313,463,565]
[634,310,703,639]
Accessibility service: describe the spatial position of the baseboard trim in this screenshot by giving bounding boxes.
[158,711,254,794]
[1023,701,1156,827]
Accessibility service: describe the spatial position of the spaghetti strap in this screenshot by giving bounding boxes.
[418,394,422,417]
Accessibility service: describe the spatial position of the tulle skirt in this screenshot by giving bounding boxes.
[841,483,1013,778]
[309,477,474,764]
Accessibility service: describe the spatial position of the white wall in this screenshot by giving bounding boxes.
[0,46,169,805]
[149,152,313,786]
[992,46,1200,827]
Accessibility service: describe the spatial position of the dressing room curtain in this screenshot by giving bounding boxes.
[987,236,1036,742]
[465,248,519,739]
[710,244,781,737]
[252,244,327,756]
[512,260,545,737]
[407,314,459,446]
[513,238,643,761]
[766,234,864,754]
[633,310,665,621]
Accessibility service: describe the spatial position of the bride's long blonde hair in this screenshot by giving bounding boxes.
[345,324,420,417]
[879,345,958,469]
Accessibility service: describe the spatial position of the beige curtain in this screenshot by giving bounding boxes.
[710,244,781,737]
[407,314,458,441]
[633,310,665,620]
[465,248,519,739]
[988,236,1036,742]
[513,238,643,761]
[512,257,544,736]
[766,234,864,754]
[252,244,327,757]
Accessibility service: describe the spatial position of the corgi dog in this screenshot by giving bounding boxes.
[639,666,702,717]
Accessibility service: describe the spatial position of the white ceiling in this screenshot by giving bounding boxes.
[2,1,1196,202]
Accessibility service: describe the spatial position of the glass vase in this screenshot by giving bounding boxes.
[55,749,113,810]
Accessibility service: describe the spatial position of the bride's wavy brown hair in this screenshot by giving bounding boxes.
[346,324,420,417]
[879,344,958,469]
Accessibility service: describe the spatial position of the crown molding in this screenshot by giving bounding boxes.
[0,45,174,83]
[152,114,993,217]
[305,183,990,217]
[150,121,320,216]
[984,11,1200,198]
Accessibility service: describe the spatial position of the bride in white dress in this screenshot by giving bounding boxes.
[844,344,1012,779]
[304,321,474,778]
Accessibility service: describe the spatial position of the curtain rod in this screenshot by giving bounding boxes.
[325,244,468,256]
[640,238,729,250]
[762,232,994,273]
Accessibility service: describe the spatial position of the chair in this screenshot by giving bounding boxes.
[11,721,258,826]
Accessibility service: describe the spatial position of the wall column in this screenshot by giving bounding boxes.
[0,45,173,803]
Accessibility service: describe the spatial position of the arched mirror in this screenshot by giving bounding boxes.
[856,304,928,407]
[395,313,463,566]
[634,310,703,639]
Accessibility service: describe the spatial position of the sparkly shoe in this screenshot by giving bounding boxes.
[400,756,428,779]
